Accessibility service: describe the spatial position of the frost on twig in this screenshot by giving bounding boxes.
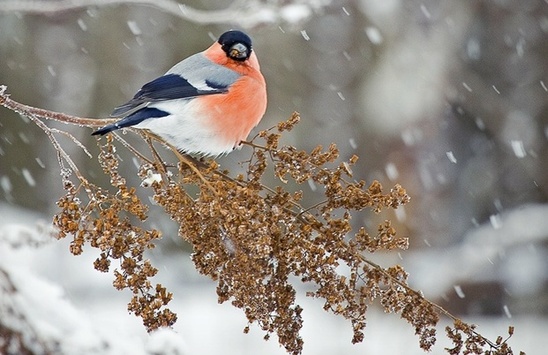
[0,86,521,354]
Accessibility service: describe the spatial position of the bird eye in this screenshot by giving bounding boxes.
[228,42,248,60]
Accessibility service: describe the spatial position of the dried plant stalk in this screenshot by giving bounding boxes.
[0,86,521,354]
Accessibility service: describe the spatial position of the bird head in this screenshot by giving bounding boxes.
[218,30,253,62]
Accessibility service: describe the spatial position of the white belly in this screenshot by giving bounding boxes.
[135,99,235,156]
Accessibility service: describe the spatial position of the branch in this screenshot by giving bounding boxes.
[0,0,310,27]
[0,85,113,127]
[0,85,520,355]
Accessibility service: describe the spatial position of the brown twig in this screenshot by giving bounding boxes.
[0,0,279,27]
[0,84,515,354]
[0,85,114,127]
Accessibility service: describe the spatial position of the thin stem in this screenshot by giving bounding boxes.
[111,132,155,165]
[50,127,92,159]
[27,112,86,181]
[240,140,269,150]
[0,86,114,127]
[0,0,263,25]
[143,131,218,195]
[0,84,505,351]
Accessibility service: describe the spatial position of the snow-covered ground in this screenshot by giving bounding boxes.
[1,202,547,354]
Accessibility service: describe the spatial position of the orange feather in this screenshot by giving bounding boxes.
[202,43,267,147]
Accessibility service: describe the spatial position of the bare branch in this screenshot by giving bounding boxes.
[24,105,86,181]
[0,84,521,355]
[0,0,315,27]
[0,85,114,127]
[50,127,93,159]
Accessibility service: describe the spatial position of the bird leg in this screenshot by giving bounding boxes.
[140,131,169,175]
[239,140,268,151]
[142,131,217,195]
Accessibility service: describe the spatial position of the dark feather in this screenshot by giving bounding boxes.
[111,74,228,117]
[93,108,169,135]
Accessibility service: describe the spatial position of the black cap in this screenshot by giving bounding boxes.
[218,30,253,61]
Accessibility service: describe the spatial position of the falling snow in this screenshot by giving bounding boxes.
[466,38,481,59]
[47,65,56,77]
[510,140,526,158]
[489,214,502,229]
[453,285,466,299]
[127,20,142,36]
[35,158,46,169]
[18,132,30,144]
[394,206,406,222]
[348,138,357,149]
[385,162,399,180]
[503,305,512,319]
[474,117,486,130]
[21,168,36,187]
[307,178,317,192]
[420,4,431,19]
[0,175,12,194]
[1,2,547,353]
[445,151,457,164]
[77,18,87,31]
[516,38,525,57]
[365,27,383,44]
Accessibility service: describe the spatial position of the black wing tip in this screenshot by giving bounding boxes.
[110,103,134,117]
[91,125,115,136]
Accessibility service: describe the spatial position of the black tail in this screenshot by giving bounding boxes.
[92,123,119,136]
[91,107,169,136]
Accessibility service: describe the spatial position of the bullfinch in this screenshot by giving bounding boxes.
[92,30,267,157]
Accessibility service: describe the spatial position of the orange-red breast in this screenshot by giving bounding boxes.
[93,30,267,156]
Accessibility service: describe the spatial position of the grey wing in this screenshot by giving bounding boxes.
[111,53,240,117]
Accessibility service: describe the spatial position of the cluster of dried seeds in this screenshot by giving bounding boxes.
[133,113,437,353]
[53,136,176,331]
[0,87,523,355]
[30,112,520,354]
